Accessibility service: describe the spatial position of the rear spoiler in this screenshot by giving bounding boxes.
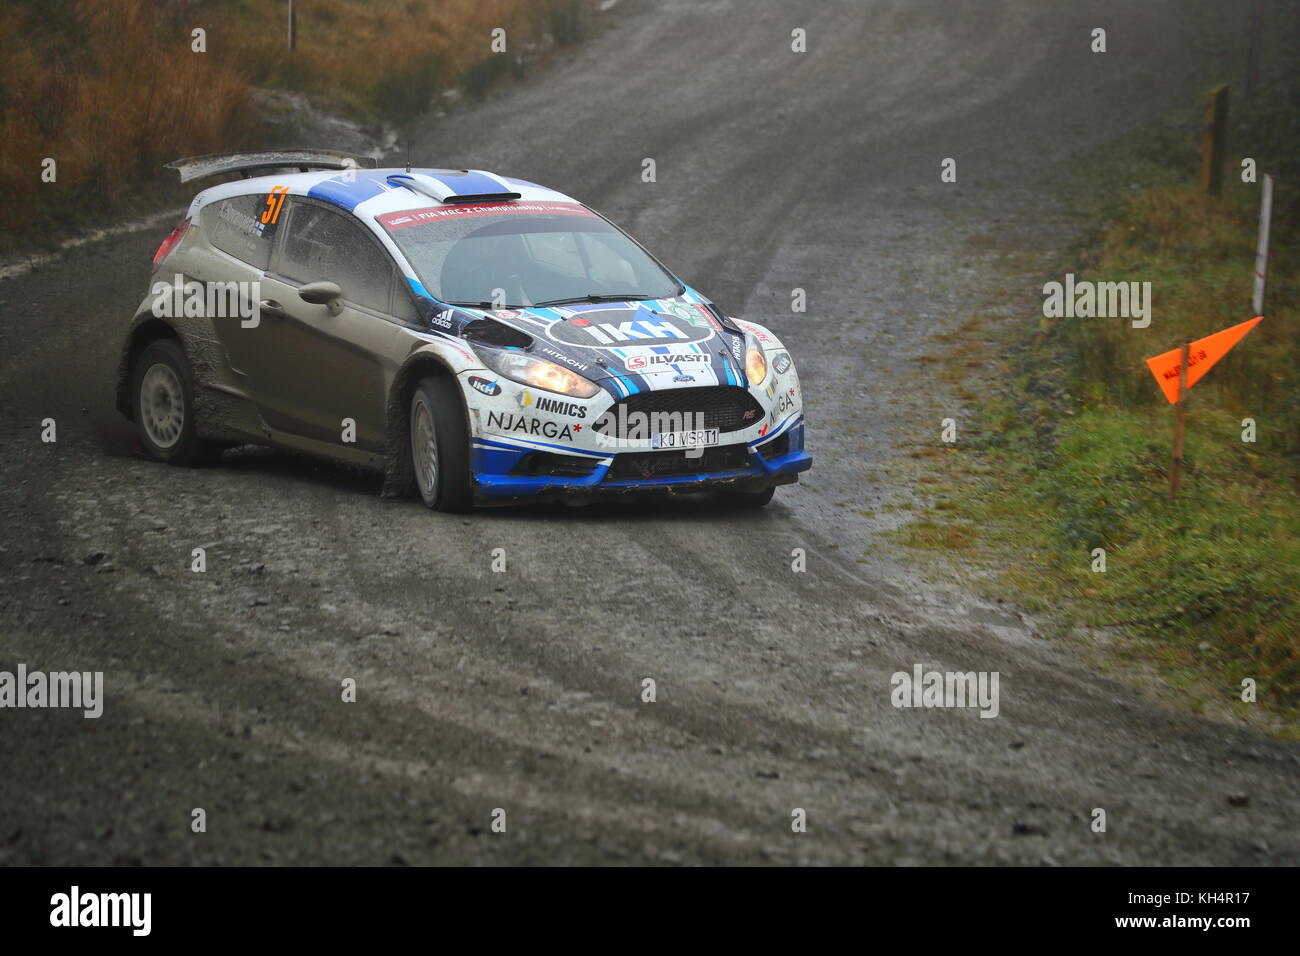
[164,150,376,184]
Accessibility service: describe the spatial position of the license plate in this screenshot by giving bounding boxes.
[652,428,719,450]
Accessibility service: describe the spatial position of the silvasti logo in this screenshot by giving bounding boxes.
[50,886,151,936]
[150,273,261,328]
[890,664,1000,718]
[0,664,103,718]
[624,353,710,370]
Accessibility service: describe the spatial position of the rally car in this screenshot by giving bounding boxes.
[118,149,811,510]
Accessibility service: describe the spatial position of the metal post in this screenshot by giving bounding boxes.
[1253,173,1274,315]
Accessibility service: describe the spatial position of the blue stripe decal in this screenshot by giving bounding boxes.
[431,170,508,197]
[307,171,392,211]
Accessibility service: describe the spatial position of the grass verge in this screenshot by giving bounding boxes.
[893,44,1300,729]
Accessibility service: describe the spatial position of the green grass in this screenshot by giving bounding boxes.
[893,45,1300,726]
[968,405,1298,705]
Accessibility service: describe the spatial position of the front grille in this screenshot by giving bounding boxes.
[605,444,751,481]
[510,452,600,479]
[593,386,763,437]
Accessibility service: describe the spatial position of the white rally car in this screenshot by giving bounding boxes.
[119,150,811,510]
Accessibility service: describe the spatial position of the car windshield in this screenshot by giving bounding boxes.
[378,202,681,308]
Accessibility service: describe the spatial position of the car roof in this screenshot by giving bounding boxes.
[185,167,579,223]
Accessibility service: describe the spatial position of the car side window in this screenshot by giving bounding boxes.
[390,278,421,324]
[278,201,394,313]
[204,194,277,270]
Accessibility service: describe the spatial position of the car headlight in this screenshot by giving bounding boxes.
[744,335,767,386]
[477,348,600,398]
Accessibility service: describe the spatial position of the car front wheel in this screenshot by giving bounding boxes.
[410,376,472,511]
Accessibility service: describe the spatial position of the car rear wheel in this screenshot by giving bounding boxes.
[410,376,471,511]
[719,485,775,509]
[131,339,219,465]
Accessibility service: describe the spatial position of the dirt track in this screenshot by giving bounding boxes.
[1,0,1296,865]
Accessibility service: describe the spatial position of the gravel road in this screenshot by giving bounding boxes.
[1,0,1295,865]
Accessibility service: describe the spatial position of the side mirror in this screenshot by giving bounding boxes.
[299,281,344,316]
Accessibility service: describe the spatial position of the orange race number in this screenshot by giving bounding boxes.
[261,186,288,225]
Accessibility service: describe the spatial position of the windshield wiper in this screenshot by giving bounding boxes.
[447,299,527,310]
[532,293,657,308]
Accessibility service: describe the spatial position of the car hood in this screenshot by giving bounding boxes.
[453,295,751,397]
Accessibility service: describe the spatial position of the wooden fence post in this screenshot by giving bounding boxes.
[1200,85,1228,198]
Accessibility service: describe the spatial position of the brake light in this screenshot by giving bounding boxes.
[152,217,191,272]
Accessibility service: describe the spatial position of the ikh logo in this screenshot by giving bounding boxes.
[50,886,151,936]
[468,376,501,396]
[546,310,710,349]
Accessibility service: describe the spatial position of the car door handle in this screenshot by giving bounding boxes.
[258,299,285,320]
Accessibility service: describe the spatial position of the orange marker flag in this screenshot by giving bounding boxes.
[1144,316,1262,404]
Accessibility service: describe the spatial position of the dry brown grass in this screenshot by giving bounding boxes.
[222,0,573,119]
[1,0,250,246]
[0,0,585,251]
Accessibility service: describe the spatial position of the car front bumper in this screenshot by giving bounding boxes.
[470,419,811,502]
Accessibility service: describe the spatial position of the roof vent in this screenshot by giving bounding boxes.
[386,171,521,204]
